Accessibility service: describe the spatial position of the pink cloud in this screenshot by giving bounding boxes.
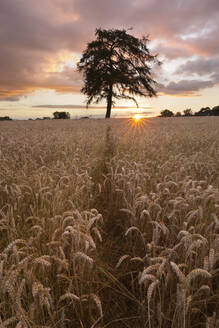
[0,0,219,100]
[159,79,214,96]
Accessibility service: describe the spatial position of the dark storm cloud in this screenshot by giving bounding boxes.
[0,0,219,100]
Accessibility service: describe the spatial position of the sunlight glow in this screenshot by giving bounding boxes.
[133,114,144,122]
[121,114,150,137]
[45,52,78,73]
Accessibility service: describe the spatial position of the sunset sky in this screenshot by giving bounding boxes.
[1,0,219,119]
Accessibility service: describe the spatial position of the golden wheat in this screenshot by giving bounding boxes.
[0,117,218,327]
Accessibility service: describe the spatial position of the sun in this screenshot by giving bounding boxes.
[122,113,149,137]
[133,114,143,122]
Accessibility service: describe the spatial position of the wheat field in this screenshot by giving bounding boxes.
[0,117,218,328]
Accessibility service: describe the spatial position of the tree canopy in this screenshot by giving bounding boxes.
[53,111,70,119]
[78,28,160,118]
[159,105,219,117]
[0,116,12,121]
[160,109,174,117]
[183,108,193,116]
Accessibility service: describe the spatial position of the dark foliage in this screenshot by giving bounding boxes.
[160,109,174,117]
[211,105,219,116]
[160,105,219,117]
[194,107,211,116]
[78,28,160,118]
[0,116,12,121]
[53,111,70,119]
[184,108,193,116]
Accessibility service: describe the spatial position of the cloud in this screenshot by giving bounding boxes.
[33,104,106,110]
[176,56,219,82]
[0,0,219,101]
[0,97,20,102]
[129,111,155,116]
[159,79,214,96]
[152,41,192,59]
[32,104,153,110]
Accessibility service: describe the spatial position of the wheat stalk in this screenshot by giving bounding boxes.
[59,293,80,302]
[74,252,94,268]
[186,269,212,285]
[90,293,103,317]
[170,262,186,283]
[115,255,130,268]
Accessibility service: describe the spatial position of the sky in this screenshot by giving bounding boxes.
[0,0,219,119]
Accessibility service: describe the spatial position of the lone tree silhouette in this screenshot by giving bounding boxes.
[78,28,160,118]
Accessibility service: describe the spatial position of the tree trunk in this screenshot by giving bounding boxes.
[105,85,113,118]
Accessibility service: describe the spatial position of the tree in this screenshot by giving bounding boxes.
[175,111,182,117]
[53,111,70,119]
[212,105,219,116]
[78,28,160,118]
[183,108,193,116]
[194,107,211,116]
[0,116,12,121]
[160,109,174,117]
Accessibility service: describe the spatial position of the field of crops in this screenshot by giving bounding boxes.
[0,117,218,328]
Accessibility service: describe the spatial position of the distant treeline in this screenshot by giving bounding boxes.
[0,116,12,121]
[160,106,219,117]
[1,106,219,121]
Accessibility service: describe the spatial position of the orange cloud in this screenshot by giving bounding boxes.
[1,0,219,102]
